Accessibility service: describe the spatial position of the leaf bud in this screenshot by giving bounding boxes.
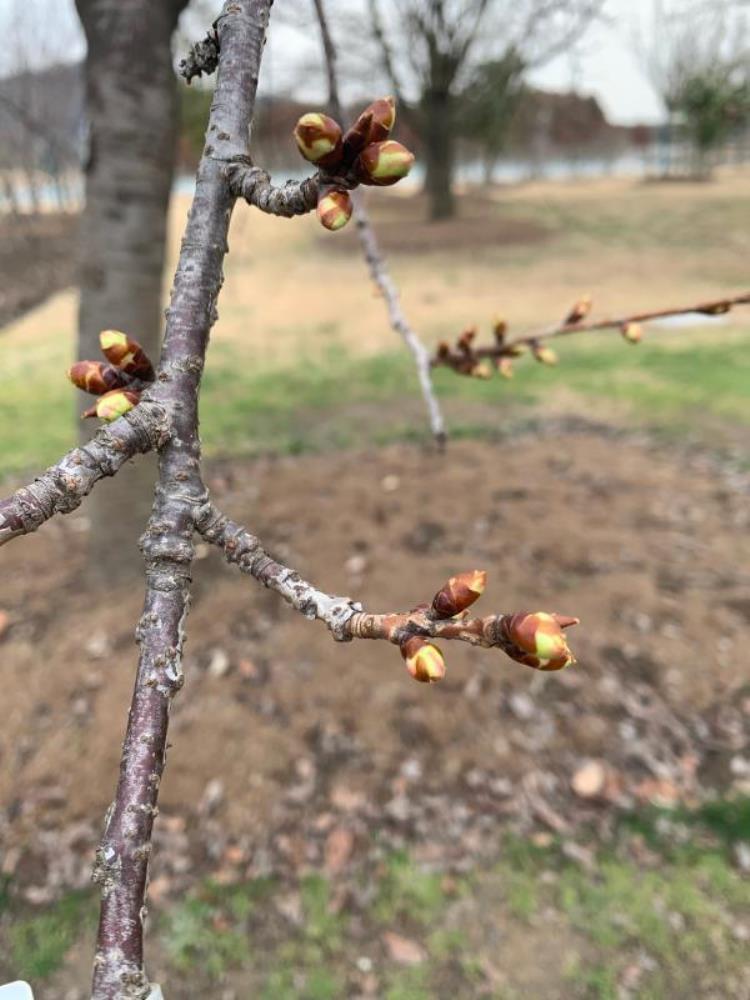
[99,330,155,381]
[355,140,414,187]
[564,295,592,325]
[401,636,446,683]
[67,361,128,396]
[431,570,487,619]
[317,189,353,231]
[500,611,579,671]
[621,322,642,344]
[293,112,343,168]
[82,388,141,422]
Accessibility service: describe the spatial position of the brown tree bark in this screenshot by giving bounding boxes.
[74,0,188,583]
[422,86,456,221]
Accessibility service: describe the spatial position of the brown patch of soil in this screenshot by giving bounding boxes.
[0,213,78,328]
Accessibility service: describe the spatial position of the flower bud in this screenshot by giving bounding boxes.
[293,112,343,168]
[99,331,155,381]
[356,140,414,187]
[500,611,578,671]
[621,322,642,344]
[82,388,141,421]
[67,361,128,396]
[432,570,487,619]
[493,317,507,343]
[436,341,451,360]
[564,295,592,325]
[497,357,514,379]
[457,326,478,354]
[698,301,730,316]
[470,361,492,379]
[401,636,446,683]
[317,189,353,231]
[532,343,558,365]
[342,97,396,159]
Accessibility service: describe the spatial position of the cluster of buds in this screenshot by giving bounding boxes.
[434,319,527,380]
[293,97,414,232]
[67,330,155,421]
[499,612,578,671]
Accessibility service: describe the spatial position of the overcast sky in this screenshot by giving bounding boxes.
[0,0,674,125]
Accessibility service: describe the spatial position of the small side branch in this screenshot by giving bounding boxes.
[227,162,321,218]
[0,402,167,546]
[178,28,220,83]
[197,501,577,671]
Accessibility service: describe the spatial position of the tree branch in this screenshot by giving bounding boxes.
[0,402,167,546]
[312,0,447,445]
[90,3,272,996]
[227,161,322,216]
[196,500,578,673]
[432,291,750,376]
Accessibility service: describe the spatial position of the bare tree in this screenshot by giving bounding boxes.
[367,0,603,219]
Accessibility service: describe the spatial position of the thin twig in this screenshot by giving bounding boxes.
[312,0,447,446]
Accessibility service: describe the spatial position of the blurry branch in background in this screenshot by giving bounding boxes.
[310,0,447,444]
[432,292,750,379]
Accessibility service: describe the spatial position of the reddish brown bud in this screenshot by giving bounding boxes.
[342,97,396,160]
[493,317,507,343]
[293,112,343,168]
[457,326,478,354]
[401,636,446,683]
[698,301,731,315]
[532,343,558,365]
[317,189,353,231]
[564,295,592,325]
[621,322,642,344]
[99,330,155,380]
[82,388,140,422]
[356,140,414,187]
[497,357,514,379]
[436,341,451,359]
[500,611,579,671]
[67,361,128,396]
[432,570,487,619]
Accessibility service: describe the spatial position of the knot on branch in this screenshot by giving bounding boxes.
[179,29,220,83]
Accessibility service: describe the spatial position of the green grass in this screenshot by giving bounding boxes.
[4,890,96,980]
[2,325,747,481]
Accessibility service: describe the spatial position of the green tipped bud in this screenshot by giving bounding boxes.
[293,112,343,168]
[500,611,579,672]
[432,570,487,619]
[356,140,414,187]
[99,330,155,380]
[564,295,592,325]
[621,322,642,344]
[401,636,446,683]
[497,357,514,379]
[82,388,141,422]
[471,361,493,379]
[493,317,507,343]
[67,361,128,396]
[317,189,353,231]
[532,343,558,365]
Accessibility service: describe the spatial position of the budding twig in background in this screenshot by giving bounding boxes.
[68,328,155,424]
[310,0,447,446]
[432,291,750,380]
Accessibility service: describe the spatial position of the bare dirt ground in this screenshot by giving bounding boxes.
[0,424,748,996]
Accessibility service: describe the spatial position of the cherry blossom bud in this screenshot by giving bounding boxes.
[99,331,155,381]
[67,361,128,396]
[82,388,141,422]
[293,112,343,168]
[356,140,414,187]
[343,97,396,159]
[432,570,487,619]
[621,322,642,344]
[500,611,579,671]
[401,636,446,683]
[457,326,478,354]
[470,361,493,379]
[436,341,451,360]
[532,343,558,365]
[564,295,592,325]
[317,189,353,231]
[698,301,730,315]
[497,357,514,379]
[493,317,507,343]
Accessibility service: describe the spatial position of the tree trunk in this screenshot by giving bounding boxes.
[75,0,187,583]
[422,89,455,221]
